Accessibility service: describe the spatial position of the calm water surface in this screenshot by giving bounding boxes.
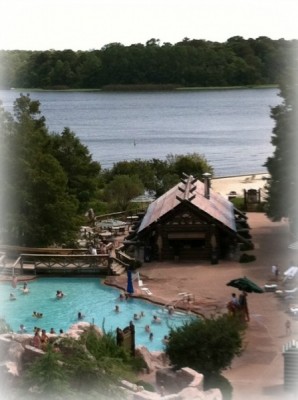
[0,277,194,351]
[0,88,281,176]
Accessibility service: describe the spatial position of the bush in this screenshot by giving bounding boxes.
[239,242,254,251]
[239,253,256,263]
[166,315,245,377]
[230,197,245,210]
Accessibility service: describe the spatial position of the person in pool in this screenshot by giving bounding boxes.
[18,324,27,333]
[32,311,43,318]
[9,293,16,301]
[22,282,30,294]
[78,311,85,320]
[56,290,64,299]
[152,315,161,324]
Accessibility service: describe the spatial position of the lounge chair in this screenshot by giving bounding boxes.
[141,287,153,296]
[283,266,298,282]
[264,284,278,292]
[289,305,298,316]
[276,287,298,300]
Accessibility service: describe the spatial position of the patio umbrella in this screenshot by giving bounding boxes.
[96,219,126,230]
[126,270,134,294]
[226,277,264,293]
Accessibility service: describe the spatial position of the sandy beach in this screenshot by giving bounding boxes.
[211,173,270,199]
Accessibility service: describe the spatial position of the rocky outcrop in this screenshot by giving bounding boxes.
[121,366,222,400]
[0,326,222,400]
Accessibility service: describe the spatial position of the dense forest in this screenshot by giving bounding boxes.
[0,36,297,89]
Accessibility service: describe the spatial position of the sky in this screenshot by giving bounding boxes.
[0,0,298,51]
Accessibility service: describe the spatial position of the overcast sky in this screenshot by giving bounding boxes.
[1,0,297,51]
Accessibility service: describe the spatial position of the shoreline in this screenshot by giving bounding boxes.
[7,84,278,92]
[211,173,269,198]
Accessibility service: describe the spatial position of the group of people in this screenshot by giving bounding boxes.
[31,327,64,350]
[227,291,249,321]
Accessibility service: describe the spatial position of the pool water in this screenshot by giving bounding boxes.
[0,277,195,351]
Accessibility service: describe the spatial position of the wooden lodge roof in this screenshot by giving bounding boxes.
[138,175,236,234]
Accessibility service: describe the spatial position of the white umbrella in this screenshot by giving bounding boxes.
[130,194,155,203]
[96,219,126,229]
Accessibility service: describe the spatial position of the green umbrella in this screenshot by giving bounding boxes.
[226,277,264,293]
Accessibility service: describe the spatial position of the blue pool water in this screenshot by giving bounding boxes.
[0,277,195,351]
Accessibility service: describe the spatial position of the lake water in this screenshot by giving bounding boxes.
[0,88,281,177]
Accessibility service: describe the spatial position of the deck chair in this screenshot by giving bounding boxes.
[141,287,153,295]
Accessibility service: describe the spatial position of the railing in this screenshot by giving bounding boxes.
[19,253,112,274]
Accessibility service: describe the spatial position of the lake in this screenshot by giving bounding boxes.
[0,88,281,177]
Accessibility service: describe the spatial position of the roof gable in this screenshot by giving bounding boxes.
[138,176,236,233]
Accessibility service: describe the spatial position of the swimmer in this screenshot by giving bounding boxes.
[114,305,120,313]
[119,292,125,301]
[18,324,27,333]
[140,311,145,317]
[133,313,140,320]
[152,315,161,324]
[145,325,151,333]
[33,311,43,318]
[168,305,174,315]
[50,328,56,334]
[9,293,16,301]
[22,285,30,294]
[149,332,154,341]
[56,290,64,299]
[78,311,85,320]
[162,335,169,345]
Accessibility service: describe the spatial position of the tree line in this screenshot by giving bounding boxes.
[0,36,297,89]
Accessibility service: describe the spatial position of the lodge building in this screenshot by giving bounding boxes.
[134,174,250,263]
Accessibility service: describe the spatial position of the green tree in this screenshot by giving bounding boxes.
[103,175,144,211]
[264,56,298,236]
[166,152,214,178]
[166,315,244,377]
[0,94,82,246]
[50,127,101,213]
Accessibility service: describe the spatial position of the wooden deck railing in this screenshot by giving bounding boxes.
[19,253,112,274]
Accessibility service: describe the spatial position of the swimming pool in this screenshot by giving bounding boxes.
[0,277,195,351]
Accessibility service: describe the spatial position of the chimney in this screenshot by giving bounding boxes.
[202,172,212,199]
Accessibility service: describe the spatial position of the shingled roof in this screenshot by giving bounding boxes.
[138,175,236,234]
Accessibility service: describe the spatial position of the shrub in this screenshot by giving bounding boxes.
[239,242,254,251]
[239,253,256,263]
[165,315,245,377]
